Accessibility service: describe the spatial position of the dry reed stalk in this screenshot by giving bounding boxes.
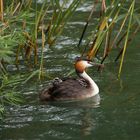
[0,0,3,21]
[12,2,21,15]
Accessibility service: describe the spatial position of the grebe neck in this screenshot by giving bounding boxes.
[78,71,99,94]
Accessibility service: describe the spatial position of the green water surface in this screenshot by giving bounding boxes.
[0,1,140,140]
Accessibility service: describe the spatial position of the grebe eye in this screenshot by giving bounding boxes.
[87,60,92,63]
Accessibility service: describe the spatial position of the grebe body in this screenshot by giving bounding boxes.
[39,59,101,101]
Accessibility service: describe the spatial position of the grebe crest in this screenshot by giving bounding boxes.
[39,58,102,101]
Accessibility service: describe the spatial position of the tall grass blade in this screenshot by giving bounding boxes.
[118,0,135,77]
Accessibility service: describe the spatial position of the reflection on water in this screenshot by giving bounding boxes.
[1,98,101,140]
[1,87,140,140]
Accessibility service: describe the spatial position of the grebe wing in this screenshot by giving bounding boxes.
[50,78,88,99]
[39,78,88,101]
[52,77,88,87]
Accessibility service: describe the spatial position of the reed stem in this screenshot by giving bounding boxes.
[118,0,135,77]
[0,0,3,21]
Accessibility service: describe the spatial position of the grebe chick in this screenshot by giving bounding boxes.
[39,59,102,101]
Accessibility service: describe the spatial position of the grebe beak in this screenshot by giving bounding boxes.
[89,62,104,68]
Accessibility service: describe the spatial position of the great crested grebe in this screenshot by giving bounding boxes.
[39,58,102,101]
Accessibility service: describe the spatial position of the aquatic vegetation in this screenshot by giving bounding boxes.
[0,0,81,117]
[78,0,139,76]
[0,74,24,119]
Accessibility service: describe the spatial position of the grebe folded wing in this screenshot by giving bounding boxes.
[50,78,87,99]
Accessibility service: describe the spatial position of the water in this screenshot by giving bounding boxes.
[1,1,140,140]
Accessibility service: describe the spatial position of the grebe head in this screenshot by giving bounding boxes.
[74,57,103,73]
[74,57,98,73]
[75,60,91,73]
